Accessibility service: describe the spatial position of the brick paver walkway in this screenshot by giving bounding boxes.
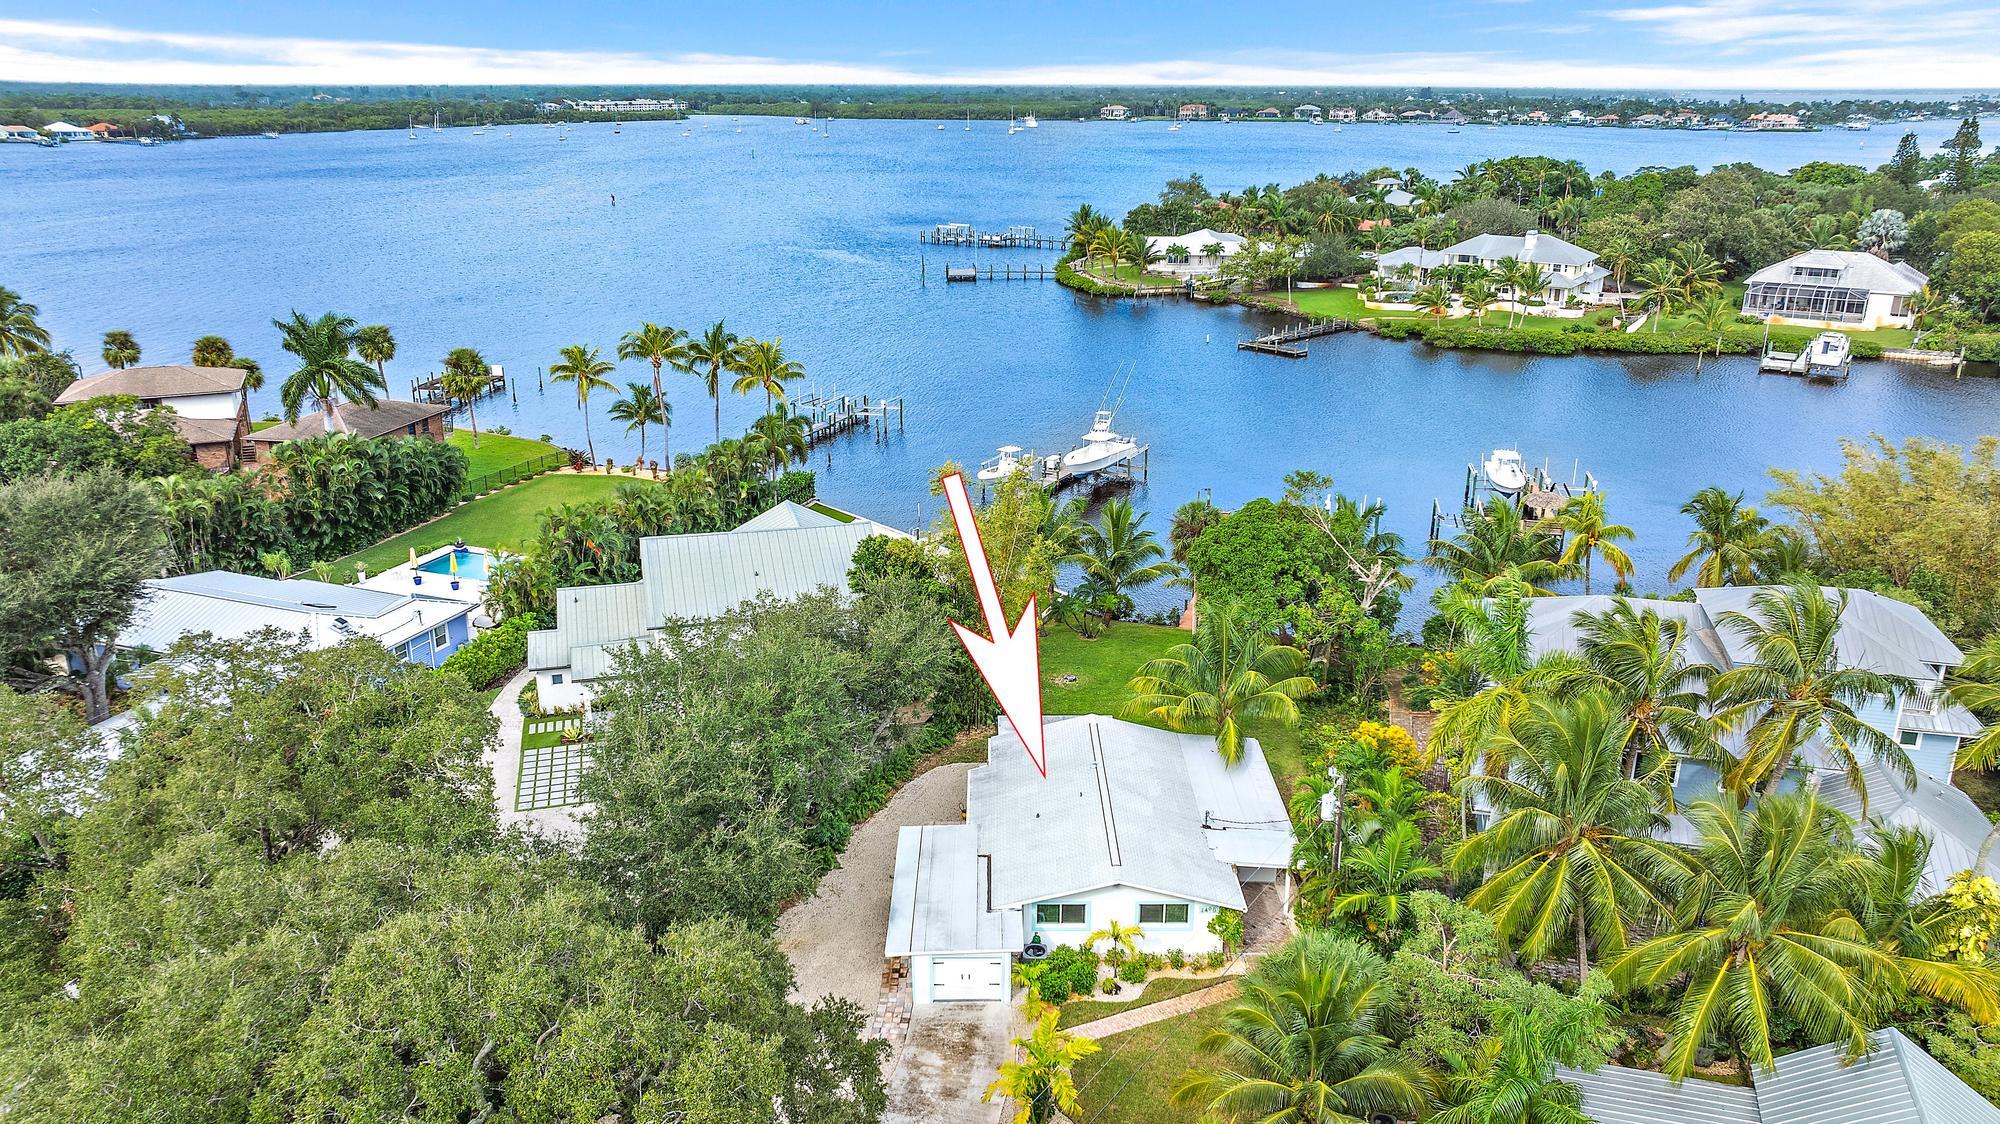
[1064,979,1240,1040]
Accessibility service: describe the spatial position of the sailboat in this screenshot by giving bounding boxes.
[407,116,418,140]
[964,111,972,131]
[1007,106,1021,135]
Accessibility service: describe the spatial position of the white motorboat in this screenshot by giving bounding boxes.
[795,116,810,125]
[1061,410,1141,477]
[976,445,1036,482]
[1021,114,1038,129]
[1482,448,1529,496]
[1806,331,1852,374]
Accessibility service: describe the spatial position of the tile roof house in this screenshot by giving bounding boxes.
[54,364,252,470]
[1374,230,1609,306]
[249,398,450,462]
[1742,249,1929,330]
[1176,103,1208,120]
[887,716,1295,1004]
[1511,587,1989,893]
[525,501,906,709]
[1563,1028,2000,1123]
[120,571,478,668]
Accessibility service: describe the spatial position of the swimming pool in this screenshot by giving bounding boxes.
[416,549,490,582]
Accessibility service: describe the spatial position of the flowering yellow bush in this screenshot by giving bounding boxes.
[1932,870,2000,962]
[1351,721,1422,773]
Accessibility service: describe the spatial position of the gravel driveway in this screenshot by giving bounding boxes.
[777,761,974,1008]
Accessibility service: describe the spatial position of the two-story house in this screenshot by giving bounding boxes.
[1373,229,1609,305]
[53,364,253,469]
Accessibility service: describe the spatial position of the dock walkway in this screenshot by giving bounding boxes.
[1237,319,1353,358]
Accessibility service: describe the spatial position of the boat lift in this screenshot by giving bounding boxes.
[1428,452,1599,550]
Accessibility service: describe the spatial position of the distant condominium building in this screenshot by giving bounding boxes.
[564,97,687,113]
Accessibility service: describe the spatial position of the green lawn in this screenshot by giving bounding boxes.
[1077,263,1182,288]
[1042,621,1309,802]
[1070,1004,1226,1123]
[447,429,564,478]
[1057,975,1231,1029]
[338,472,629,575]
[1280,285,1613,332]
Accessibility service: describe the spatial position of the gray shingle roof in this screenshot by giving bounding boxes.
[54,364,246,404]
[1745,250,1928,296]
[252,398,447,443]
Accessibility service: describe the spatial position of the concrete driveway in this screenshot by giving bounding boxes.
[777,761,973,1008]
[883,1003,1018,1124]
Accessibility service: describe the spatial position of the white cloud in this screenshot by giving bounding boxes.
[0,17,1995,89]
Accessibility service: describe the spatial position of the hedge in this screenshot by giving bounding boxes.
[439,611,544,690]
[1369,319,1905,360]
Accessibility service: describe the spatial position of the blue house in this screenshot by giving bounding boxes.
[119,571,477,668]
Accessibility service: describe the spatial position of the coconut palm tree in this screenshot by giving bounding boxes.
[747,406,808,478]
[1709,581,1916,809]
[1607,791,1980,1078]
[1554,491,1635,595]
[684,320,740,447]
[1414,281,1454,320]
[439,347,491,448]
[353,324,396,381]
[1427,498,1565,593]
[1169,934,1433,1123]
[548,343,618,463]
[1123,605,1317,765]
[1085,918,1145,958]
[1667,486,1769,587]
[1326,820,1443,942]
[1511,263,1551,316]
[608,381,667,464]
[0,286,51,357]
[1453,691,1682,980]
[1462,279,1495,325]
[617,321,690,436]
[1066,499,1178,620]
[1431,1004,1592,1124]
[730,336,804,411]
[1598,236,1641,294]
[190,335,263,390]
[1634,258,1681,332]
[273,310,383,432]
[1064,203,1107,244]
[1688,292,1737,371]
[100,330,140,369]
[1669,242,1725,304]
[1947,636,2000,774]
[1568,599,1721,789]
[983,1010,1099,1124]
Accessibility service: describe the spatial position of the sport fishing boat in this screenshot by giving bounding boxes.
[1061,410,1141,477]
[1481,448,1529,496]
[976,445,1039,482]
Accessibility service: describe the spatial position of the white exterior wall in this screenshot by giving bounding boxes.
[911,952,1012,1004]
[1026,884,1225,956]
[1760,290,1912,331]
[533,669,595,712]
[154,390,241,419]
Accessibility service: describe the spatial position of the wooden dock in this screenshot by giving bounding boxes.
[921,225,1070,250]
[793,393,905,447]
[940,261,1061,283]
[412,365,507,404]
[1237,319,1353,358]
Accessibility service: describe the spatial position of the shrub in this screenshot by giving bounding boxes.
[1117,958,1149,984]
[775,470,817,505]
[1099,977,1120,995]
[517,677,541,716]
[1036,945,1101,1004]
[439,612,544,690]
[1167,948,1187,970]
[1209,908,1245,957]
[1203,949,1228,971]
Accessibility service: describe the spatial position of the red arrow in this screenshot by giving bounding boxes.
[940,472,1047,776]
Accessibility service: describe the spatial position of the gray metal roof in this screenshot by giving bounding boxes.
[1745,250,1928,297]
[1693,586,1962,680]
[884,824,1023,956]
[1450,231,1599,267]
[122,571,472,654]
[734,499,843,532]
[1560,1064,1762,1124]
[968,716,1275,910]
[1757,1028,2000,1123]
[54,364,246,404]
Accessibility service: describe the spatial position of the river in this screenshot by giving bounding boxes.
[6,115,1996,609]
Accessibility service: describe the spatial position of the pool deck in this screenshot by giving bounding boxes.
[358,543,496,605]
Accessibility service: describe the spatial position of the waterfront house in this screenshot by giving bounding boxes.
[1741,249,1928,330]
[886,715,1294,1004]
[526,500,906,710]
[1373,229,1609,306]
[1145,228,1248,277]
[0,124,40,142]
[1563,109,1592,126]
[119,571,478,668]
[40,121,92,142]
[249,398,449,463]
[1176,103,1208,120]
[1746,111,1806,129]
[1361,108,1396,122]
[1503,588,1990,892]
[1521,110,1551,124]
[54,364,252,470]
[86,122,118,138]
[1253,107,1284,120]
[1593,113,1621,126]
[1098,104,1130,121]
[1398,109,1434,121]
[1561,1028,2000,1123]
[1631,113,1670,127]
[1327,106,1357,122]
[1438,109,1470,126]
[1291,104,1322,121]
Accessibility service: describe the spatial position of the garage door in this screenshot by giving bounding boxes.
[930,956,1008,1002]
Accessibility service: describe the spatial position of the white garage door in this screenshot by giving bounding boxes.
[930,955,1008,1002]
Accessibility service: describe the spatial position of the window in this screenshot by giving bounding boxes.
[1138,903,1190,925]
[1666,756,1683,785]
[429,624,450,649]
[1035,903,1087,926]
[550,673,564,685]
[1901,729,1920,747]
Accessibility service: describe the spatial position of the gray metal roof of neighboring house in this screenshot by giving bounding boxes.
[884,824,1024,956]
[1693,586,1962,679]
[1559,1064,1762,1124]
[1381,188,1419,207]
[968,716,1259,911]
[1745,250,1928,296]
[1756,1027,2000,1123]
[54,364,247,404]
[637,520,872,625]
[252,398,448,443]
[734,499,843,532]
[1449,231,1599,267]
[1522,595,1730,669]
[121,572,471,654]
[1819,754,2000,891]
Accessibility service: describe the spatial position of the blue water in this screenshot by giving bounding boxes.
[417,548,490,581]
[6,116,1997,612]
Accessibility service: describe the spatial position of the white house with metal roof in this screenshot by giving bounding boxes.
[1374,230,1609,305]
[1512,587,1990,892]
[1144,228,1249,277]
[525,501,905,710]
[886,715,1294,1004]
[1741,249,1929,330]
[118,571,478,667]
[1562,1027,2000,1122]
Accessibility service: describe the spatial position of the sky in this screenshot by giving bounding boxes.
[1,1,1998,91]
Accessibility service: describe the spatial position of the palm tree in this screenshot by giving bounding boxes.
[1598,236,1641,295]
[1085,918,1144,958]
[1667,487,1769,587]
[1453,692,1681,981]
[608,381,667,464]
[1634,258,1681,332]
[353,324,396,381]
[617,322,690,439]
[1709,581,1916,809]
[1569,599,1721,789]
[1947,636,2000,774]
[1554,492,1635,595]
[0,286,51,357]
[439,347,491,448]
[1462,279,1495,325]
[1608,792,1966,1078]
[1169,934,1433,1123]
[1326,820,1443,942]
[1689,292,1737,371]
[1067,499,1178,620]
[746,406,808,478]
[983,1010,1099,1124]
[1064,203,1107,244]
[273,310,384,432]
[548,343,618,463]
[1669,241,1725,304]
[730,336,804,411]
[101,330,140,369]
[1122,603,1317,765]
[1432,1004,1592,1124]
[685,320,740,446]
[1427,499,1564,593]
[1414,281,1453,320]
[1511,263,1551,316]
[190,335,263,390]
